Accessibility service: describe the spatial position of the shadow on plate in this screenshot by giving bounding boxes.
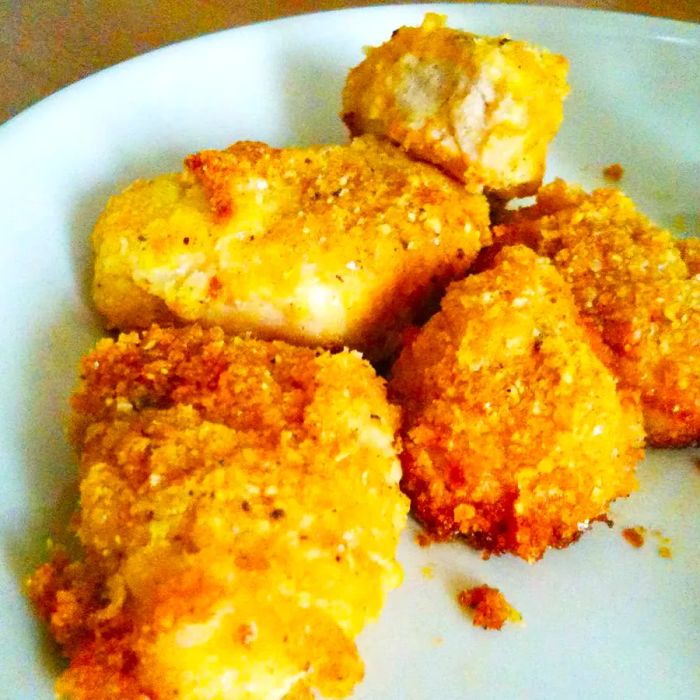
[0,173,145,677]
[275,37,350,145]
[1,302,97,679]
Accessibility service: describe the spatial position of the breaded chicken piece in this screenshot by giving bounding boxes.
[389,246,644,562]
[27,325,408,700]
[494,180,700,446]
[92,135,490,361]
[341,13,569,199]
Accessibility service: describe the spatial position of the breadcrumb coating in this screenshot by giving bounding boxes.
[92,135,489,361]
[494,180,700,446]
[678,237,700,277]
[27,324,408,700]
[389,245,644,562]
[457,585,521,630]
[342,13,569,199]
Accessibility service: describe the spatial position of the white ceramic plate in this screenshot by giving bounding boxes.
[0,4,698,699]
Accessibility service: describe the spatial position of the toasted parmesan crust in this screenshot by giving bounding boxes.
[92,135,490,361]
[389,245,644,562]
[27,325,408,700]
[341,13,569,199]
[494,180,700,446]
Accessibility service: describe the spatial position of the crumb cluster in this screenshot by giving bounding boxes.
[458,585,521,630]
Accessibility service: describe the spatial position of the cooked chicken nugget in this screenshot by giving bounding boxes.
[494,180,700,446]
[389,245,644,562]
[92,135,489,361]
[342,13,569,199]
[27,324,408,700]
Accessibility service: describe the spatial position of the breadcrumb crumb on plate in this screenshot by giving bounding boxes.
[342,13,569,199]
[457,585,522,630]
[390,245,644,562]
[27,325,408,700]
[92,135,489,361]
[622,526,645,548]
[602,163,624,182]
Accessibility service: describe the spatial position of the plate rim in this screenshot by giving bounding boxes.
[1,3,699,698]
[1,2,699,142]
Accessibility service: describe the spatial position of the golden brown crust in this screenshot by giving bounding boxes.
[342,13,569,198]
[494,180,700,447]
[184,141,278,222]
[29,325,408,700]
[389,245,644,562]
[91,135,490,362]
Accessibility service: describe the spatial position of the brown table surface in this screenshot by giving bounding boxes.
[2,0,698,125]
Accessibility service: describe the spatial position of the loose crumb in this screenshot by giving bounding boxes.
[432,637,444,647]
[415,532,433,548]
[603,163,624,181]
[650,529,672,559]
[622,526,646,548]
[457,585,522,630]
[622,526,673,559]
[421,565,434,579]
[658,546,672,559]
